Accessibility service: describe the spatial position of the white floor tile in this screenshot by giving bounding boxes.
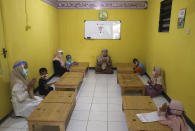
[93,97,108,104]
[89,111,107,121]
[75,103,91,111]
[87,121,107,131]
[0,128,22,131]
[91,104,107,112]
[67,120,87,131]
[0,117,12,128]
[77,96,93,104]
[94,92,107,98]
[108,92,121,98]
[79,91,94,97]
[108,122,128,131]
[108,98,122,105]
[71,110,90,121]
[108,104,122,112]
[3,118,27,129]
[108,112,126,122]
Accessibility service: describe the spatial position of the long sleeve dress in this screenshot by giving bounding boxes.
[11,80,42,118]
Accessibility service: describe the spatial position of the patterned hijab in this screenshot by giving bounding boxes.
[10,61,29,88]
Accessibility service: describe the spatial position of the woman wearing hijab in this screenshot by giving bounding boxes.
[95,49,113,74]
[145,66,165,97]
[53,50,68,76]
[158,100,188,131]
[11,61,42,118]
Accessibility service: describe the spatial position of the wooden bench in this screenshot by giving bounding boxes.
[124,110,171,131]
[116,63,134,74]
[55,77,82,93]
[118,73,145,95]
[122,96,157,111]
[27,102,71,131]
[69,62,89,75]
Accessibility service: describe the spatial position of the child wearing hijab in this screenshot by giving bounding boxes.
[53,50,68,76]
[158,100,188,131]
[133,58,146,75]
[146,66,165,97]
[65,54,78,70]
[37,68,54,96]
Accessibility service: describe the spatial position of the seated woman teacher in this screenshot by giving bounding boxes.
[53,50,68,76]
[11,61,42,118]
[95,49,113,74]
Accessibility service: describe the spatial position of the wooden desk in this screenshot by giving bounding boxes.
[27,103,71,131]
[62,72,84,79]
[55,77,82,92]
[122,96,157,111]
[124,110,171,131]
[116,63,134,74]
[118,74,145,95]
[70,62,89,75]
[43,91,76,104]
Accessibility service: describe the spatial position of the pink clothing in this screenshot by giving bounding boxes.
[158,100,188,131]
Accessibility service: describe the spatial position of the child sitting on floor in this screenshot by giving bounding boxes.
[37,68,54,96]
[133,58,146,75]
[65,54,78,70]
[158,100,188,131]
[146,66,165,97]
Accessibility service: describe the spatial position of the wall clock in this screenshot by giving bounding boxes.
[98,10,108,21]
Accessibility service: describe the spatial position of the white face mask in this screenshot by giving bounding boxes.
[22,65,29,76]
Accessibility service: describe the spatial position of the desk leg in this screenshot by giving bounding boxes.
[28,122,34,131]
[121,88,125,95]
[142,88,145,96]
[59,123,65,131]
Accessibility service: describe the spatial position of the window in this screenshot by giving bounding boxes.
[158,0,172,32]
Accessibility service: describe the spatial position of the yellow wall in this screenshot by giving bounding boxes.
[0,0,58,119]
[0,0,58,78]
[145,0,195,122]
[58,9,147,67]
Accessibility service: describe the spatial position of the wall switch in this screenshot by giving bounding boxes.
[186,28,191,34]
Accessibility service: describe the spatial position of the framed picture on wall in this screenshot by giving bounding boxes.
[177,8,186,29]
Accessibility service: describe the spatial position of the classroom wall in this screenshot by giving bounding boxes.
[0,0,59,78]
[0,0,58,119]
[58,9,147,67]
[145,0,195,122]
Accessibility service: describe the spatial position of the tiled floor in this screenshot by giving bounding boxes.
[0,70,193,131]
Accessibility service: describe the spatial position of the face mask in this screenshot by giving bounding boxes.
[22,68,29,76]
[41,74,48,78]
[152,71,156,77]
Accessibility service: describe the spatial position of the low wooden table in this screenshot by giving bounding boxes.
[70,62,89,75]
[62,72,84,79]
[122,96,157,111]
[55,77,82,92]
[43,91,76,104]
[27,103,71,131]
[116,63,134,74]
[118,74,145,95]
[124,110,171,131]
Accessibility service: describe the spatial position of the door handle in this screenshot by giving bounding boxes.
[1,48,7,58]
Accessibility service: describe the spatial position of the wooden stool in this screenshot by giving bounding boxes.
[124,110,171,131]
[122,96,157,111]
[118,74,145,95]
[27,103,71,131]
[116,63,134,74]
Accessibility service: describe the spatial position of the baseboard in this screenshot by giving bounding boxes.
[0,111,13,124]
